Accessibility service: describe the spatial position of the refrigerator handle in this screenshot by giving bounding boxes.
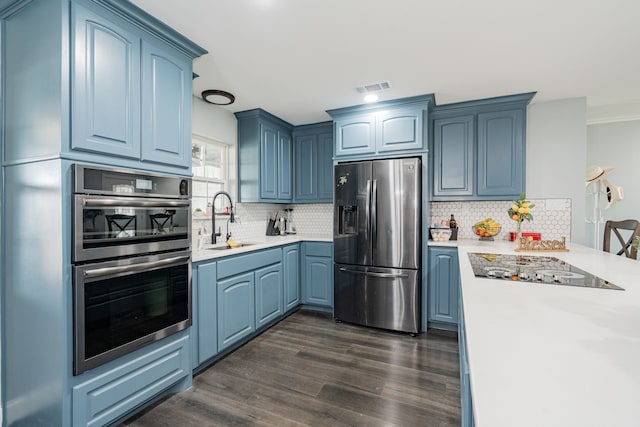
[338,267,408,279]
[371,179,378,249]
[365,179,371,241]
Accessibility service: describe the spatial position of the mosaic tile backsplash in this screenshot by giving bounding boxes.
[192,203,333,249]
[430,199,572,241]
[192,198,571,248]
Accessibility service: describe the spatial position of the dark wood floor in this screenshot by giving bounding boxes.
[120,311,461,427]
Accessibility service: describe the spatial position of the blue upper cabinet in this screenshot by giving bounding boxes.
[431,92,535,201]
[71,5,141,159]
[376,107,424,152]
[278,132,293,199]
[236,109,293,203]
[293,122,334,203]
[71,2,200,171]
[327,95,434,160]
[432,115,474,197]
[140,40,192,168]
[2,0,206,174]
[334,114,376,156]
[477,109,524,197]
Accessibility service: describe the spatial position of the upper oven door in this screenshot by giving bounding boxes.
[74,195,191,262]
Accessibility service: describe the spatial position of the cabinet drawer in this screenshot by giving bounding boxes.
[72,335,190,427]
[304,242,332,257]
[217,248,282,279]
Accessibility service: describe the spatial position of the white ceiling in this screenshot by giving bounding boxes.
[132,0,640,125]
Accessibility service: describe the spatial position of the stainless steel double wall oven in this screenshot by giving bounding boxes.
[72,164,192,375]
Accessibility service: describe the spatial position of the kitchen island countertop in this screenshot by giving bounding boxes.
[456,239,640,427]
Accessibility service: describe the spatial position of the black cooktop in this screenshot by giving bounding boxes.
[467,253,624,290]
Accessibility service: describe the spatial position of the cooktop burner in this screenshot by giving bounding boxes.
[468,253,623,290]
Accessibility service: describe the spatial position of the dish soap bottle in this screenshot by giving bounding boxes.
[449,214,458,241]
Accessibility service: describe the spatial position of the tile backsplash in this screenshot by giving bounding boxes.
[192,203,333,248]
[192,198,572,248]
[430,199,572,241]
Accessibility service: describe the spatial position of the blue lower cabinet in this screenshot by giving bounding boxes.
[428,247,460,327]
[255,263,284,328]
[196,261,217,365]
[283,244,300,311]
[72,334,190,427]
[217,272,256,351]
[302,242,333,308]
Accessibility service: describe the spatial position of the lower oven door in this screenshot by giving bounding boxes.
[73,250,191,375]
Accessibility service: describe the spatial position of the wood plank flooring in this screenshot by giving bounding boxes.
[120,310,461,427]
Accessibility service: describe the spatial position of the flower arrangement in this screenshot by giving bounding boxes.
[508,193,534,233]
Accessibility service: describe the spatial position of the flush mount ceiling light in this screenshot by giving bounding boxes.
[201,89,235,105]
[364,94,379,103]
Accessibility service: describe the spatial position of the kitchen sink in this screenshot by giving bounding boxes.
[207,243,256,251]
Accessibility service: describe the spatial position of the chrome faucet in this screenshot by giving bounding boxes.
[211,191,235,244]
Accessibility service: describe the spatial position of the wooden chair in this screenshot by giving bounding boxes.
[603,219,640,259]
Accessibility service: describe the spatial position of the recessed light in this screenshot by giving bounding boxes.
[201,89,235,105]
[364,94,379,103]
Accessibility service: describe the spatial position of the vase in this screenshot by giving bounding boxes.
[516,221,523,244]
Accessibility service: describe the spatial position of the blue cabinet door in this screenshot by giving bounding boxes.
[72,334,190,427]
[71,4,141,159]
[283,244,300,311]
[334,114,376,157]
[303,243,333,307]
[260,123,279,200]
[255,263,283,329]
[304,256,332,307]
[428,247,460,325]
[141,41,191,168]
[317,132,334,202]
[294,134,317,201]
[217,272,255,351]
[477,109,524,197]
[376,107,424,152]
[196,261,217,365]
[278,131,293,201]
[432,115,474,198]
[294,125,333,203]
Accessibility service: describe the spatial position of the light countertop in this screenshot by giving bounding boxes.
[192,234,333,262]
[451,239,640,427]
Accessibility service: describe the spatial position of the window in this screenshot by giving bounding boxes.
[191,135,235,214]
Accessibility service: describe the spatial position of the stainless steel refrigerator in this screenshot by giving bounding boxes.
[334,157,421,334]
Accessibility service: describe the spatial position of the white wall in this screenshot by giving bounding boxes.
[587,119,640,248]
[526,98,588,244]
[192,96,237,145]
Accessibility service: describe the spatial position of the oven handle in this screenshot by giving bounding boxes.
[83,255,190,279]
[82,198,190,208]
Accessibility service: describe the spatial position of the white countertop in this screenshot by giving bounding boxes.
[452,239,640,427]
[192,234,333,262]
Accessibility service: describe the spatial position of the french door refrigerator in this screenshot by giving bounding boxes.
[334,157,421,334]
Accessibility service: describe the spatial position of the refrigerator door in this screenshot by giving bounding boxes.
[334,263,420,334]
[334,162,372,266]
[372,158,421,269]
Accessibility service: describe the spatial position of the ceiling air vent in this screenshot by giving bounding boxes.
[356,81,391,93]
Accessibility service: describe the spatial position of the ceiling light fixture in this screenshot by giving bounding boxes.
[201,89,235,105]
[364,94,379,103]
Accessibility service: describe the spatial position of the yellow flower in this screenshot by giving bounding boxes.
[511,204,519,211]
[518,207,526,214]
[522,202,530,208]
